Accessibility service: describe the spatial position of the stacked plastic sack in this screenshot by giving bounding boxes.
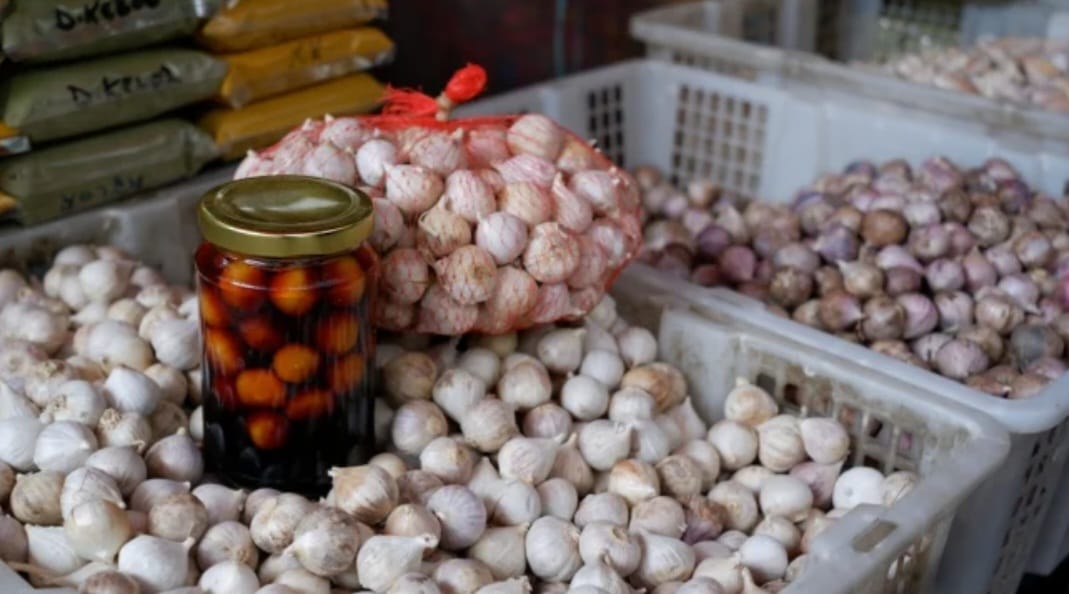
[0,0,223,224]
[196,0,393,160]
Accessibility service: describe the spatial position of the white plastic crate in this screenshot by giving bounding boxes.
[455,59,1069,593]
[631,0,1069,150]
[0,197,1008,594]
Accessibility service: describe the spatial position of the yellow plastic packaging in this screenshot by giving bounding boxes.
[198,0,388,53]
[199,73,384,159]
[218,27,394,109]
[0,123,18,139]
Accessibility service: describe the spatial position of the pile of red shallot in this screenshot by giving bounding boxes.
[635,157,1069,399]
[234,114,642,336]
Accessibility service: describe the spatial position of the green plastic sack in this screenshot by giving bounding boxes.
[2,0,218,63]
[1,47,227,142]
[0,118,218,224]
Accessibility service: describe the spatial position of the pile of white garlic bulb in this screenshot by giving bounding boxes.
[235,113,644,335]
[0,245,916,594]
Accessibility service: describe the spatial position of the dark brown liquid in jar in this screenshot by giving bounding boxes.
[195,243,379,495]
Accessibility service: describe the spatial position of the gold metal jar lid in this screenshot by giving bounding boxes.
[198,175,374,258]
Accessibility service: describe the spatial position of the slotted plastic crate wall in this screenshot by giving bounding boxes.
[455,59,1069,594]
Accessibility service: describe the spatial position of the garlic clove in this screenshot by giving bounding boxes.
[461,398,519,454]
[148,492,209,542]
[723,380,778,427]
[433,368,488,424]
[34,420,98,474]
[130,478,191,513]
[0,416,44,470]
[199,559,261,594]
[148,318,201,371]
[832,467,885,510]
[633,530,697,587]
[707,421,758,471]
[577,420,631,472]
[708,481,760,533]
[249,493,317,554]
[287,506,362,577]
[798,418,850,465]
[433,558,494,594]
[630,496,686,539]
[469,525,529,580]
[489,480,541,526]
[329,465,399,524]
[96,408,153,453]
[607,459,660,506]
[274,568,330,594]
[356,533,438,592]
[0,514,28,563]
[197,521,258,570]
[385,503,443,543]
[192,483,247,525]
[26,524,87,577]
[427,485,487,551]
[11,470,64,525]
[497,437,559,484]
[144,430,202,483]
[64,499,131,563]
[525,516,582,582]
[536,478,578,521]
[738,535,787,583]
[104,366,163,417]
[755,417,805,473]
[60,466,125,520]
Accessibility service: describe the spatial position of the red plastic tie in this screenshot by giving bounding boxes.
[380,64,489,119]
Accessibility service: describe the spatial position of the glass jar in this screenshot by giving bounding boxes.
[195,175,378,494]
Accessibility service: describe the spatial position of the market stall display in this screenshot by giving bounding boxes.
[454,59,1069,594]
[0,236,1006,594]
[636,156,1069,400]
[196,0,388,53]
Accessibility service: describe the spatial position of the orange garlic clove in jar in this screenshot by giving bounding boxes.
[270,267,319,316]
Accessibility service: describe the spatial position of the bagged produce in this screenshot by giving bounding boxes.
[1,0,217,64]
[199,72,384,159]
[1,48,227,143]
[218,27,394,108]
[198,0,387,53]
[234,66,643,335]
[0,119,218,224]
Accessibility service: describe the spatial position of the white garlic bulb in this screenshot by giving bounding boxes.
[707,421,757,471]
[26,524,86,576]
[497,360,552,412]
[633,530,696,587]
[549,435,594,496]
[753,516,800,555]
[632,419,672,463]
[580,350,625,389]
[34,420,99,474]
[433,558,495,594]
[758,475,813,523]
[242,487,280,525]
[288,506,362,577]
[578,522,641,576]
[608,387,656,424]
[399,470,445,506]
[630,496,686,539]
[573,493,629,528]
[189,483,245,525]
[469,525,529,580]
[616,326,657,368]
[433,369,488,423]
[257,552,302,584]
[497,437,559,484]
[384,352,438,404]
[386,503,443,543]
[148,492,209,542]
[197,521,258,569]
[833,467,885,510]
[490,480,541,527]
[732,466,775,494]
[130,478,190,513]
[275,568,330,594]
[755,417,805,473]
[0,515,27,563]
[64,499,131,563]
[667,399,708,443]
[329,464,399,524]
[392,400,449,455]
[694,555,744,594]
[571,558,631,594]
[420,436,477,484]
[474,576,531,594]
[249,493,316,554]
[79,259,132,303]
[461,398,519,454]
[456,348,502,388]
[144,363,188,405]
[536,328,585,374]
[356,533,438,592]
[144,430,202,483]
[578,420,631,471]
[116,534,190,592]
[723,380,778,427]
[60,466,125,519]
[199,560,260,594]
[11,470,64,525]
[427,485,487,551]
[104,366,163,417]
[0,416,43,470]
[96,408,153,453]
[40,380,106,426]
[149,400,188,439]
[656,454,703,498]
[536,478,578,521]
[148,318,201,370]
[525,516,581,582]
[107,298,148,328]
[798,418,850,464]
[0,380,40,421]
[709,481,759,532]
[389,572,443,594]
[561,374,611,421]
[607,459,660,505]
[522,403,573,441]
[738,535,787,583]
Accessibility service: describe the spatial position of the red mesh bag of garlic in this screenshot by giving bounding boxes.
[234,65,642,335]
